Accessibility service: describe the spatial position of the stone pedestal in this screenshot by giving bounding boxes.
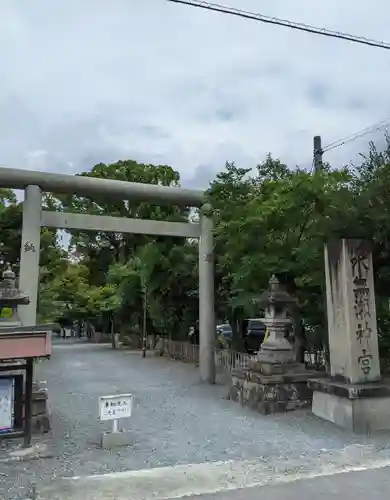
[310,239,390,433]
[23,382,51,433]
[230,364,321,415]
[309,378,390,433]
[229,275,322,414]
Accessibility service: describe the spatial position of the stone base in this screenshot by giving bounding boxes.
[248,359,306,376]
[101,430,134,449]
[229,365,322,415]
[32,414,51,433]
[309,378,390,433]
[23,385,51,434]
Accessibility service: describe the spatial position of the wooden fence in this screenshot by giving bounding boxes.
[162,339,256,371]
[161,339,326,372]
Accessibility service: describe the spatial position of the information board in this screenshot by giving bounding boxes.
[0,378,14,432]
[99,393,133,422]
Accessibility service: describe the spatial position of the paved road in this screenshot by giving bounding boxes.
[184,466,390,500]
[1,339,390,499]
[35,453,390,499]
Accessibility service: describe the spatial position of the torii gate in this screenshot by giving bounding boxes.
[0,167,216,384]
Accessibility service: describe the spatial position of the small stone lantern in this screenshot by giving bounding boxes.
[255,275,297,365]
[0,265,30,330]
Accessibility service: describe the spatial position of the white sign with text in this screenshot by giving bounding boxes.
[99,393,133,422]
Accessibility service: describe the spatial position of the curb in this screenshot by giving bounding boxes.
[0,452,55,463]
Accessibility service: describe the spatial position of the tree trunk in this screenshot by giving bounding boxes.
[111,312,116,349]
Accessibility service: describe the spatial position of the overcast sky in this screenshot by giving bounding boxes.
[1,0,390,189]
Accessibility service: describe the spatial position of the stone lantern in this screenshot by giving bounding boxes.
[228,274,322,414]
[255,274,297,366]
[0,265,30,330]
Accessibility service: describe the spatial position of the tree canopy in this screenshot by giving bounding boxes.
[2,139,390,355]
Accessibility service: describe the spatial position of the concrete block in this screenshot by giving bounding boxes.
[100,430,134,449]
[312,390,390,433]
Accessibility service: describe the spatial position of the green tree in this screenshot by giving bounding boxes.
[18,136,390,365]
[349,137,390,356]
[208,157,355,350]
[55,159,188,284]
[48,159,195,338]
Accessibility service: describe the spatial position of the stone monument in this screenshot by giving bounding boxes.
[309,239,390,433]
[229,275,321,414]
[0,265,50,434]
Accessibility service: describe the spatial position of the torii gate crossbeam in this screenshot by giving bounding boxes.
[0,166,216,384]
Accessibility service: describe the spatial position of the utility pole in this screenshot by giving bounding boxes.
[142,281,147,358]
[313,135,323,173]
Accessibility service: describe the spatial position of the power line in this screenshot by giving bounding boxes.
[311,120,390,174]
[322,118,390,152]
[165,0,390,50]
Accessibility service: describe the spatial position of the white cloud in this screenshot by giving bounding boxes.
[1,0,389,188]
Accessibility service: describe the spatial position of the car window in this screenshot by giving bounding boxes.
[248,320,265,330]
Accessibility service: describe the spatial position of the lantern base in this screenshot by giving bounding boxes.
[228,365,323,415]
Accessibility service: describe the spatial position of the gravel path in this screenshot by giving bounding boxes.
[1,339,390,499]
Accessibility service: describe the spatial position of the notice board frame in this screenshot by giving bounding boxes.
[0,359,33,447]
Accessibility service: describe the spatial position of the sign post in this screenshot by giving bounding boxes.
[98,393,134,448]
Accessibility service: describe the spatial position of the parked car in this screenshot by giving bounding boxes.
[188,322,233,348]
[242,318,267,354]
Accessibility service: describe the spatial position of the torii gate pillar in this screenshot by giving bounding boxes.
[18,185,42,327]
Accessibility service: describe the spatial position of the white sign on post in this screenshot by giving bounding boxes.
[99,393,133,433]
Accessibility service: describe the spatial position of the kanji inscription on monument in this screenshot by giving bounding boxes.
[324,239,381,384]
[355,321,372,347]
[347,240,380,383]
[24,241,36,253]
